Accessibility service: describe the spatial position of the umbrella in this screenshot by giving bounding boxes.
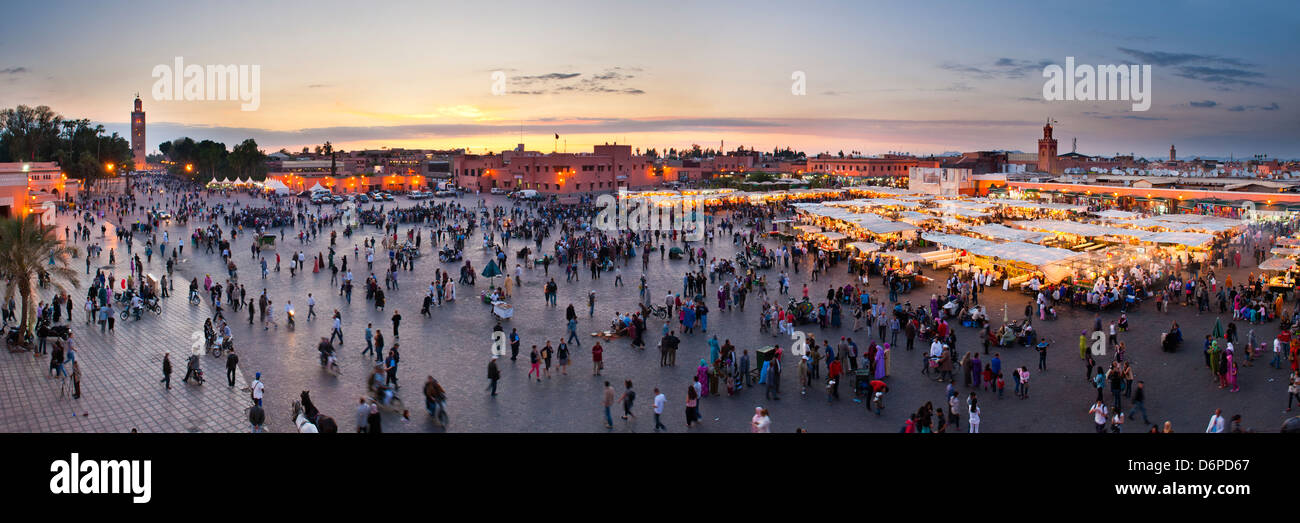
[481,259,502,288]
[1212,317,1223,339]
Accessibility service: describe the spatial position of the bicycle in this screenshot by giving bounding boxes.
[189,292,201,306]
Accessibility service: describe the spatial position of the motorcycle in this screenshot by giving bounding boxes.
[4,325,34,352]
[287,310,296,330]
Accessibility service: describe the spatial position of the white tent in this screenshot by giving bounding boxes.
[263,179,291,195]
[1148,231,1214,248]
[968,224,1049,243]
[1095,210,1139,219]
[308,183,330,193]
[848,242,881,253]
[1259,257,1296,271]
[879,250,925,263]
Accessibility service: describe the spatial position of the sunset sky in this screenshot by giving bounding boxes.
[2,0,1296,158]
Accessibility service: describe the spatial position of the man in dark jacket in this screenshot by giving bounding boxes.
[160,353,172,390]
[486,356,501,396]
[226,349,239,387]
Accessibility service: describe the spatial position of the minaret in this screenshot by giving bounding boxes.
[1169,144,1176,162]
[131,95,146,170]
[1037,118,1058,174]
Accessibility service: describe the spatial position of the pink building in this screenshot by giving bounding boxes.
[454,143,658,194]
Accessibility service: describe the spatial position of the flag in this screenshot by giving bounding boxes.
[555,133,560,140]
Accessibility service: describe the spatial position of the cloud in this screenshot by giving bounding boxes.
[1188,100,1217,108]
[1173,66,1266,87]
[1086,112,1167,121]
[941,58,1053,80]
[1117,48,1266,87]
[1116,47,1253,67]
[306,83,330,88]
[513,72,581,85]
[510,68,645,95]
[1227,102,1280,112]
[0,67,28,74]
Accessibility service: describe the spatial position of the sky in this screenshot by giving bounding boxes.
[1,0,1296,159]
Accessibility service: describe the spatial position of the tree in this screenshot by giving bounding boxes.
[0,215,79,334]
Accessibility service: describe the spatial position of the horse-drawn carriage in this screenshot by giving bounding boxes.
[785,298,818,325]
[438,246,463,262]
[736,253,773,270]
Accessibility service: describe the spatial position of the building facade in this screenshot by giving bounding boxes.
[453,143,661,194]
[804,154,940,180]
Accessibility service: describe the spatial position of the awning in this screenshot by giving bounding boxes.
[1259,257,1297,271]
[967,224,1050,243]
[817,231,848,241]
[879,251,925,263]
[1148,231,1214,248]
[848,242,881,253]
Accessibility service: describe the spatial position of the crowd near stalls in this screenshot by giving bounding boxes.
[24,175,1300,435]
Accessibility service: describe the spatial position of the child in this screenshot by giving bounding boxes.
[996,373,1005,399]
[982,364,994,392]
[725,372,735,396]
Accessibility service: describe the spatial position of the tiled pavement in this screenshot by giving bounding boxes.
[1,190,1296,433]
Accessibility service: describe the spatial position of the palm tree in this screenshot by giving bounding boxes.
[0,215,80,333]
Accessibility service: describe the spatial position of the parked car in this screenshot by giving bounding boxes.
[435,190,456,198]
[490,187,508,195]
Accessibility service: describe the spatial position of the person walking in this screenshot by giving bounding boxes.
[1205,408,1225,433]
[592,342,604,376]
[355,398,370,433]
[602,381,616,429]
[330,311,344,345]
[160,353,172,390]
[619,380,636,420]
[226,348,239,387]
[1089,400,1108,433]
[1127,381,1151,424]
[967,395,981,433]
[651,387,669,431]
[528,346,541,382]
[486,356,501,396]
[251,372,265,407]
[361,323,374,359]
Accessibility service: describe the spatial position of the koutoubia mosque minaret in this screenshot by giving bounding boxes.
[1037,118,1058,174]
[131,94,146,170]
